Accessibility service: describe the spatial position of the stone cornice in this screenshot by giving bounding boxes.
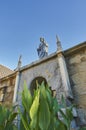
[64,41,86,57]
[0,72,16,82]
[20,52,57,72]
[18,41,86,72]
[0,41,86,76]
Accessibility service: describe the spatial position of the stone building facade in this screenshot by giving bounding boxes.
[0,40,86,127]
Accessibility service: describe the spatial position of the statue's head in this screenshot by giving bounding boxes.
[40,37,44,43]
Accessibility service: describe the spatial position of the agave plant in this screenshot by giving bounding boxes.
[19,81,74,130]
[0,105,18,130]
[58,95,74,130]
[79,127,86,130]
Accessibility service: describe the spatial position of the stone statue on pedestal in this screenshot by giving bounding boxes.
[37,37,48,59]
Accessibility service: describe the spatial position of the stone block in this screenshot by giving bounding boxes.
[69,55,81,64]
[71,72,86,85]
[7,86,12,93]
[77,108,86,126]
[69,61,86,76]
[72,84,86,94]
[0,93,4,101]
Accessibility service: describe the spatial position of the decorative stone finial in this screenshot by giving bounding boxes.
[37,37,48,59]
[17,55,22,69]
[56,35,62,52]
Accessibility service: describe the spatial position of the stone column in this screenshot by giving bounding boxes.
[13,55,22,104]
[56,36,73,99]
[13,71,20,104]
[58,52,73,98]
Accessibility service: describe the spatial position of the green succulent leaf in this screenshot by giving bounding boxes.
[30,90,40,129]
[39,93,50,130]
[22,81,32,114]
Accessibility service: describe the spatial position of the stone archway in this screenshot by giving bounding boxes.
[30,76,47,94]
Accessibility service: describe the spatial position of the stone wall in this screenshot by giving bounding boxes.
[0,42,86,128]
[66,47,86,126]
[0,76,16,106]
[17,57,64,103]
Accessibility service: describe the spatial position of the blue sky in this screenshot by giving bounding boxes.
[0,0,86,70]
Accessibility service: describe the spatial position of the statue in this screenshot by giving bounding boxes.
[37,37,48,59]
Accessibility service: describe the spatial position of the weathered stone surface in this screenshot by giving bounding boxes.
[71,72,86,84]
[0,76,16,105]
[0,41,86,127]
[18,57,64,102]
[67,62,86,76]
[7,86,12,92]
[72,84,86,94]
[68,54,81,64]
[66,47,86,126]
[0,93,4,102]
[77,108,86,126]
